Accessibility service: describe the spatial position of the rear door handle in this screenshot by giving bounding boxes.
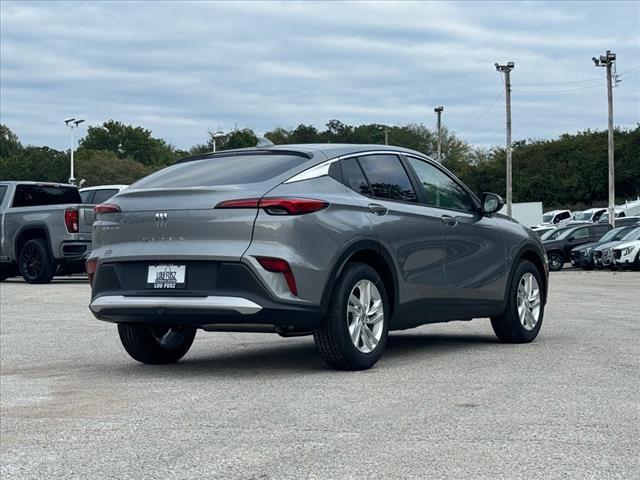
[368,203,388,216]
[440,214,458,227]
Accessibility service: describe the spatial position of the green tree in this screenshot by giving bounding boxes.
[1,124,23,160]
[0,146,68,183]
[223,129,258,150]
[79,120,177,166]
[74,149,151,187]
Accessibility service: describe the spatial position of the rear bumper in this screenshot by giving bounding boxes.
[89,261,323,330]
[59,240,91,260]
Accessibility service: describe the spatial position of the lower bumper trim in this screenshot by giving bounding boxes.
[89,295,263,315]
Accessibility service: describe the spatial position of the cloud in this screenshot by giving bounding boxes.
[1,0,638,150]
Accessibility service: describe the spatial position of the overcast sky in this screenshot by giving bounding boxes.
[1,1,639,151]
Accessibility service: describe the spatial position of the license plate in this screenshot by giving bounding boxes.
[147,264,186,289]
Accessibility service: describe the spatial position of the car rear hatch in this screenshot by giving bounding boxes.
[92,151,318,263]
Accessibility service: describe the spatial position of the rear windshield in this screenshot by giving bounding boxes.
[131,154,305,189]
[12,184,81,207]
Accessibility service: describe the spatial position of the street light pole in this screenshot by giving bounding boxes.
[592,50,617,228]
[64,118,84,185]
[434,106,444,163]
[495,62,515,217]
[211,131,225,153]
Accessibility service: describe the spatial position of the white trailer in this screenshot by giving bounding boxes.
[506,202,543,228]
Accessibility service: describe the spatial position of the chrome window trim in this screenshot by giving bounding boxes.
[284,150,425,184]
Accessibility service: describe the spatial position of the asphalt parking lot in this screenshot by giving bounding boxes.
[1,269,639,479]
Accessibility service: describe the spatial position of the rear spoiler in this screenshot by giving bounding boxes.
[175,149,313,164]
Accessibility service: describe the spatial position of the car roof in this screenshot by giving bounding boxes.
[582,207,606,213]
[0,181,77,188]
[177,143,434,164]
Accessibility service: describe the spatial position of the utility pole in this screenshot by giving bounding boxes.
[593,50,617,227]
[384,128,389,145]
[495,62,514,217]
[434,106,443,163]
[64,118,84,185]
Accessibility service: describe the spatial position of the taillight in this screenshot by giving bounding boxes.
[256,256,298,296]
[64,209,79,233]
[216,197,328,215]
[95,203,121,215]
[86,258,97,286]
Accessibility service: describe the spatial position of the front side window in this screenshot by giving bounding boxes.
[0,185,7,205]
[405,156,476,213]
[357,154,417,203]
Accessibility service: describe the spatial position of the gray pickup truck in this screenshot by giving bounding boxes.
[0,181,92,283]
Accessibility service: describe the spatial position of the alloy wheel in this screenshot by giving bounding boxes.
[346,280,384,353]
[517,273,541,331]
[21,243,43,279]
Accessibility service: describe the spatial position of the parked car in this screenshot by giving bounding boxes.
[80,185,128,223]
[80,185,128,204]
[593,226,640,268]
[613,238,640,270]
[570,208,607,224]
[532,209,571,230]
[570,225,637,269]
[543,222,612,271]
[598,214,640,226]
[0,181,93,283]
[531,225,557,237]
[87,145,549,370]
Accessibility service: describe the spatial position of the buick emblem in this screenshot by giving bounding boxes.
[155,212,168,228]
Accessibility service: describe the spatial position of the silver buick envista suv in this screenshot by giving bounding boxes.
[87,144,548,370]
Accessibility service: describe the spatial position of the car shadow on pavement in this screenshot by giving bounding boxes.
[111,332,499,377]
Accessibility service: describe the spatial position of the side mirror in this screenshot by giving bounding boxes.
[481,192,504,215]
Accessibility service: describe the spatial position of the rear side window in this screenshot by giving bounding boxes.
[558,211,570,221]
[12,185,81,207]
[80,190,94,204]
[572,227,591,239]
[357,154,417,203]
[132,154,305,189]
[340,158,372,196]
[92,189,120,204]
[591,225,610,236]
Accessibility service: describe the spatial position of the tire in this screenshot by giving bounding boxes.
[547,252,564,272]
[18,239,57,284]
[118,323,196,364]
[491,260,545,343]
[313,262,390,370]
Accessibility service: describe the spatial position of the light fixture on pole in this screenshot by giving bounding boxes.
[434,106,444,163]
[592,50,617,228]
[64,118,85,185]
[211,131,225,153]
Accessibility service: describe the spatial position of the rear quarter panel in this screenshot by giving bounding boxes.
[242,176,375,305]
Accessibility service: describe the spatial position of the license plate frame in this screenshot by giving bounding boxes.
[146,264,186,289]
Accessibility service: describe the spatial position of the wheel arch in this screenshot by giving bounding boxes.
[320,239,399,318]
[510,244,549,305]
[14,225,53,261]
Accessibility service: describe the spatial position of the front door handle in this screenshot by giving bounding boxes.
[440,214,458,227]
[368,203,388,216]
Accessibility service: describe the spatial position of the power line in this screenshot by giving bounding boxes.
[513,77,602,87]
[516,83,606,94]
[449,88,504,129]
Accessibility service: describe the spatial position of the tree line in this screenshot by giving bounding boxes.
[1,120,638,209]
